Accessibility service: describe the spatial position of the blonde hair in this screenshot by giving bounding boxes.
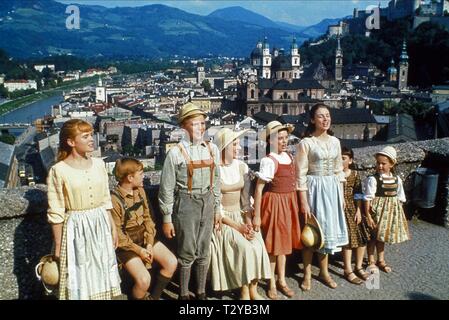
[57,119,93,162]
[114,158,144,182]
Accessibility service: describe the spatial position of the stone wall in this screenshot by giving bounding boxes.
[1,138,448,299]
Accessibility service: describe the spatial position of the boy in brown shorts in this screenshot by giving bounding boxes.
[111,158,177,300]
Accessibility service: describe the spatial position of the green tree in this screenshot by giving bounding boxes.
[0,84,7,98]
[0,134,16,145]
[201,79,211,92]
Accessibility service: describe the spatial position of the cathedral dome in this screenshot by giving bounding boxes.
[272,53,292,71]
[250,47,263,59]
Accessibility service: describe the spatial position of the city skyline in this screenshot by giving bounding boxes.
[56,0,390,26]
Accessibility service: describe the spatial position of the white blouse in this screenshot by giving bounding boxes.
[220,159,249,185]
[256,152,292,183]
[362,173,406,203]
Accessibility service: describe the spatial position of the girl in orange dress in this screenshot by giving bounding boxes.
[253,121,302,300]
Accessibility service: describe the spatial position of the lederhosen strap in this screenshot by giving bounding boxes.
[178,141,215,194]
[111,189,145,234]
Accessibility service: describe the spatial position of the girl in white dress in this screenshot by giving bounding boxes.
[47,119,121,300]
[210,128,271,300]
[296,104,349,291]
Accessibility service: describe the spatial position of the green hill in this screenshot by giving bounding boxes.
[0,0,296,58]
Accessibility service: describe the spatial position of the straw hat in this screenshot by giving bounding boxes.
[301,214,324,250]
[35,255,59,291]
[375,146,397,164]
[214,128,250,152]
[178,102,207,124]
[260,121,294,141]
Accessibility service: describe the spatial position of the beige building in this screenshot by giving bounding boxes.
[4,80,37,92]
[190,96,223,113]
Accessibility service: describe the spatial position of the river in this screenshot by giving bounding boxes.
[0,94,63,136]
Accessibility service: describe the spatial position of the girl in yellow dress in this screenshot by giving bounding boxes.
[47,119,121,300]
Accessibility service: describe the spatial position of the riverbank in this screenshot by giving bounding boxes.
[0,76,99,117]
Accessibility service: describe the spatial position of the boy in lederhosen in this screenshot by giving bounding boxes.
[111,158,177,300]
[159,103,221,300]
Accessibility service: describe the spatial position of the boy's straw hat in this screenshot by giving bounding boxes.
[260,120,294,141]
[301,214,324,250]
[375,146,397,164]
[178,102,207,124]
[214,128,249,152]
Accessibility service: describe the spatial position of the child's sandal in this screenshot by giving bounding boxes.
[376,261,392,273]
[318,274,338,289]
[344,271,364,285]
[354,267,370,281]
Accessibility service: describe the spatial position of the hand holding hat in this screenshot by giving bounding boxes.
[301,214,324,250]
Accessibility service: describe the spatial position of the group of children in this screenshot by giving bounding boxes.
[46,102,410,300]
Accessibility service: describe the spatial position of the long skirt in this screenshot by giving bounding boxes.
[260,190,302,256]
[307,175,349,254]
[58,206,121,300]
[210,209,271,291]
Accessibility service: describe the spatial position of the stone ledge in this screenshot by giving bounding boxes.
[0,186,48,219]
[352,138,449,170]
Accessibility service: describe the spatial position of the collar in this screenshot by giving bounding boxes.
[117,185,136,198]
[181,138,208,148]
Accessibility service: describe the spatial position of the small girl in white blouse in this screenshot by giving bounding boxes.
[47,119,121,300]
[362,146,410,273]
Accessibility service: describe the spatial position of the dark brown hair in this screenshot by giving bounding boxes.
[266,128,288,155]
[303,103,334,138]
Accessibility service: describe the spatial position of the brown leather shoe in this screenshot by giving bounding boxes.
[276,281,294,297]
[344,271,363,285]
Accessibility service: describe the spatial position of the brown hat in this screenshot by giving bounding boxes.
[301,214,324,250]
[178,102,207,124]
[260,120,294,141]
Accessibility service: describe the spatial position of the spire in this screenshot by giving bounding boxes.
[400,39,408,63]
[98,77,103,87]
[262,36,269,50]
[336,36,343,57]
[291,35,298,49]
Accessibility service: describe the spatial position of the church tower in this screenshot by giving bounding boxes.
[291,36,300,79]
[388,58,398,83]
[196,61,206,85]
[398,39,409,91]
[96,77,106,102]
[261,37,272,79]
[335,36,343,81]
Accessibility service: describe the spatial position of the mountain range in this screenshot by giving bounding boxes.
[0,0,345,58]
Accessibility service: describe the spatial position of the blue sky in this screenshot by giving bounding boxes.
[56,0,390,26]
